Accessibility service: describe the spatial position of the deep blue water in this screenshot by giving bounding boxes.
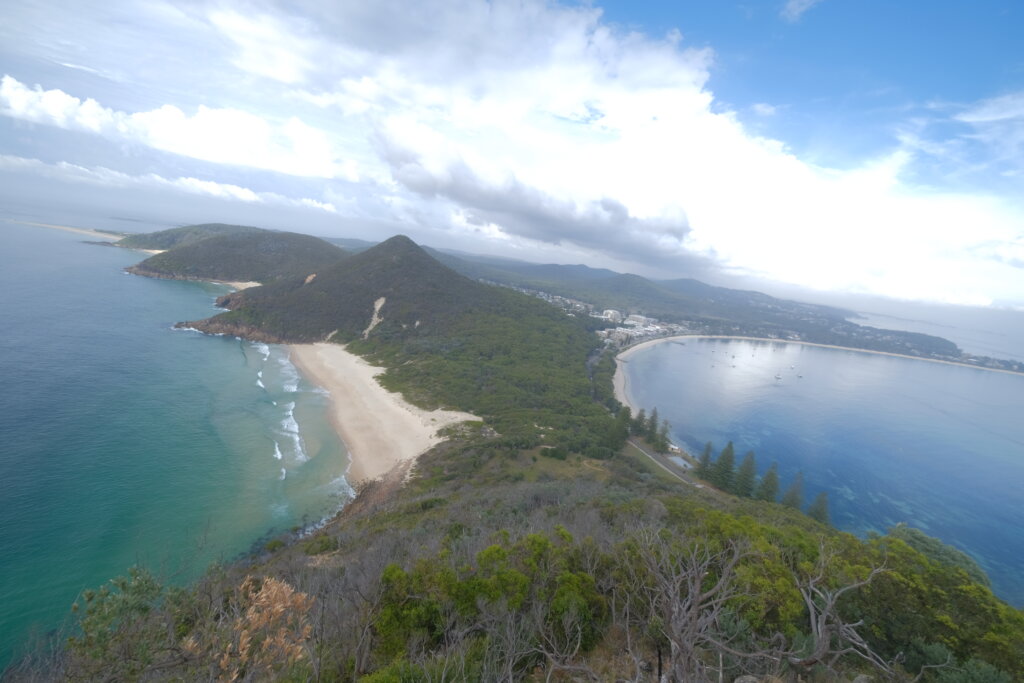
[621,337,1024,606]
[0,222,350,666]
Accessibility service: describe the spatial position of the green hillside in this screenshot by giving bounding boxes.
[184,236,617,448]
[117,223,263,250]
[13,231,1022,681]
[192,235,495,342]
[126,230,347,284]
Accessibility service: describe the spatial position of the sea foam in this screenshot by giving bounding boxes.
[280,402,307,462]
[280,355,300,393]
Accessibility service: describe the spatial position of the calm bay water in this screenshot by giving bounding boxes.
[621,337,1024,606]
[0,223,350,666]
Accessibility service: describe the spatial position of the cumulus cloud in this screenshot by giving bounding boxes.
[0,154,336,211]
[2,0,1024,305]
[0,75,353,179]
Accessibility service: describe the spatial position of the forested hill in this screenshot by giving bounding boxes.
[117,222,263,250]
[186,235,496,343]
[125,229,347,284]
[182,235,615,444]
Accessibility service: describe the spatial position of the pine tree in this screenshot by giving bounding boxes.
[694,442,713,479]
[654,420,671,453]
[781,471,804,509]
[614,407,632,446]
[755,463,780,502]
[710,441,736,492]
[646,407,660,441]
[807,491,830,525]
[733,451,757,498]
[631,408,646,436]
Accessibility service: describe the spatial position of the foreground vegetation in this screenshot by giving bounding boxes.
[8,432,1022,681]
[7,226,1021,681]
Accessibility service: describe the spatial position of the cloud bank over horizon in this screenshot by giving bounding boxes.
[1,0,1022,307]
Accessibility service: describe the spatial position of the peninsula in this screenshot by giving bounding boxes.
[19,221,1020,682]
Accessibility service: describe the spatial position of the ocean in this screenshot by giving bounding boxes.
[0,222,351,666]
[620,337,1024,606]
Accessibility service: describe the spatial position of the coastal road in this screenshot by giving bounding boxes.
[626,439,699,488]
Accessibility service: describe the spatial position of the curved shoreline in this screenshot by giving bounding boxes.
[289,343,478,485]
[614,333,1022,421]
[615,335,1021,410]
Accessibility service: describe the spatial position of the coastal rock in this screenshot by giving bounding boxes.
[175,318,289,344]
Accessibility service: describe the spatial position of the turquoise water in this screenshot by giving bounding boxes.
[0,223,351,666]
[621,337,1024,606]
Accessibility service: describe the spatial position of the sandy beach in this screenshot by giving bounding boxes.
[289,343,478,484]
[218,280,261,290]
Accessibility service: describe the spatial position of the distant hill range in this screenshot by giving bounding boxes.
[113,222,1024,372]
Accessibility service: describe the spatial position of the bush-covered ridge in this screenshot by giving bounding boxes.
[15,436,1022,681]
[117,222,265,250]
[126,230,347,284]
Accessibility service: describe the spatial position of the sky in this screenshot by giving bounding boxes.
[1,0,1023,307]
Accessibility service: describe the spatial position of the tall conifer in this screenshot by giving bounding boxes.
[781,471,804,509]
[807,491,830,525]
[755,463,780,502]
[733,451,757,498]
[694,442,713,479]
[711,441,736,492]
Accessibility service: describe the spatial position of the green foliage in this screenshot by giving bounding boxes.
[710,441,736,492]
[694,442,713,479]
[653,419,671,453]
[936,658,1013,683]
[807,491,830,525]
[756,462,780,502]
[118,223,263,250]
[67,567,168,679]
[302,533,339,555]
[888,523,990,587]
[130,229,346,283]
[733,450,757,498]
[631,408,647,436]
[781,471,804,509]
[645,407,660,442]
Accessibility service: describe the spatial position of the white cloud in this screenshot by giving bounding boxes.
[956,92,1024,124]
[781,0,826,22]
[208,10,314,84]
[0,75,353,179]
[2,1,1023,306]
[0,154,336,212]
